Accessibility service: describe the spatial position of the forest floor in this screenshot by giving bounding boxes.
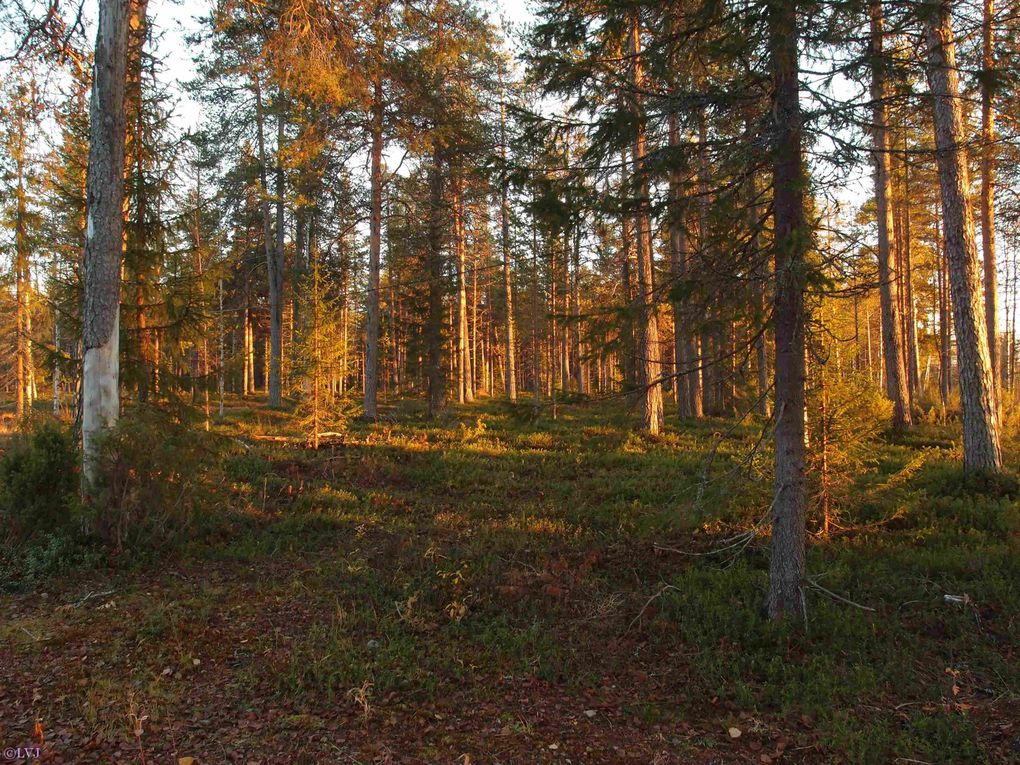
[0,397,1018,764]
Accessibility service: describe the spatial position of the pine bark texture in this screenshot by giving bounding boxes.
[767,0,809,620]
[926,0,1002,472]
[869,0,912,429]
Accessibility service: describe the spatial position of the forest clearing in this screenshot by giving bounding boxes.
[1,398,1019,763]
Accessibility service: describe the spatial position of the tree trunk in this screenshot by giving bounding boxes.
[902,152,920,399]
[14,119,29,420]
[426,149,445,418]
[767,0,809,621]
[82,0,131,486]
[620,148,637,388]
[926,0,1002,472]
[981,0,999,391]
[668,114,694,418]
[630,14,664,434]
[453,174,471,404]
[364,73,384,419]
[572,222,584,395]
[270,107,286,406]
[869,0,912,429]
[251,77,283,407]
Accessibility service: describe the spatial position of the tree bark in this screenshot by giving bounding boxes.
[498,67,517,402]
[980,0,999,391]
[426,149,445,418]
[270,108,286,406]
[869,0,912,429]
[251,77,284,407]
[766,0,809,620]
[14,111,29,420]
[926,0,1002,472]
[630,14,664,434]
[364,72,384,419]
[82,0,132,486]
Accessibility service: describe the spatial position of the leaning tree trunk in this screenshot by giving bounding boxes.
[869,0,912,429]
[767,0,810,621]
[82,0,132,487]
[926,0,1002,472]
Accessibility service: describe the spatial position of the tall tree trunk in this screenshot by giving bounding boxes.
[619,148,637,388]
[630,14,664,434]
[125,0,153,403]
[926,0,1002,472]
[532,223,543,403]
[453,174,471,404]
[218,278,224,417]
[767,0,809,620]
[499,83,517,401]
[902,152,920,399]
[981,0,999,391]
[269,108,286,406]
[572,222,584,394]
[82,0,131,486]
[668,114,695,418]
[14,120,29,420]
[939,225,952,412]
[426,149,445,418]
[251,77,283,407]
[52,252,61,415]
[364,73,384,419]
[869,0,912,429]
[749,170,770,417]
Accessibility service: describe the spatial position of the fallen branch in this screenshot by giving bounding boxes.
[71,589,116,609]
[805,578,875,612]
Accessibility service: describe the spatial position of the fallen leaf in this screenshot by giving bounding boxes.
[728,727,742,739]
[178,758,196,765]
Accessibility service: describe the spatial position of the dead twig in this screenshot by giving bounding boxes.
[626,583,680,633]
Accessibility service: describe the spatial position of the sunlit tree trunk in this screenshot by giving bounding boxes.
[869,0,912,429]
[364,72,384,420]
[499,83,517,400]
[13,112,30,420]
[668,114,694,418]
[251,77,283,407]
[619,148,636,388]
[82,0,131,486]
[572,223,584,395]
[926,0,1002,472]
[426,149,445,418]
[980,0,999,392]
[629,14,664,434]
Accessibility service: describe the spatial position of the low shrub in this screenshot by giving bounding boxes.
[90,406,226,551]
[0,420,79,542]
